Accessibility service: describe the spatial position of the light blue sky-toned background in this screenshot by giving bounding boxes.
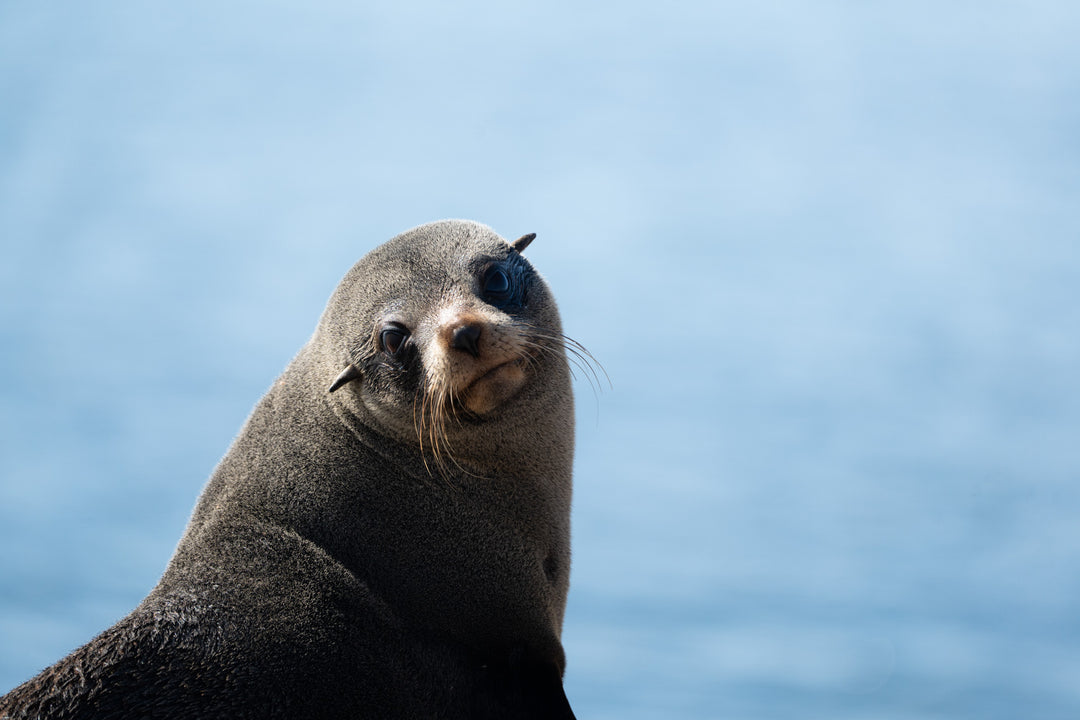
[3,2,1080,718]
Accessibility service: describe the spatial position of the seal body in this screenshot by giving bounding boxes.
[0,221,577,719]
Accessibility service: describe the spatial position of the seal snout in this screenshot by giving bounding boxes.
[423,306,533,418]
[449,322,482,358]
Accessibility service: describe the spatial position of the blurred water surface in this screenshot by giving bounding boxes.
[2,2,1080,718]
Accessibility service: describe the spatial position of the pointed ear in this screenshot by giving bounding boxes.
[328,364,362,393]
[510,233,536,254]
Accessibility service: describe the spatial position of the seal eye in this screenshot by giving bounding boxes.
[380,325,408,357]
[482,266,512,303]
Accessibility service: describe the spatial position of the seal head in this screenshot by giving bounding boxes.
[320,222,571,479]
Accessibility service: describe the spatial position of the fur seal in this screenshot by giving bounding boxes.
[1,220,581,719]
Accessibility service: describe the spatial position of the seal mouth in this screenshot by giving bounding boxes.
[466,357,524,390]
[456,356,530,417]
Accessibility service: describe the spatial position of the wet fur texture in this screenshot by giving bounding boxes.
[1,221,578,719]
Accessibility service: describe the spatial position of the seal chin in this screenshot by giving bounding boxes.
[461,358,528,416]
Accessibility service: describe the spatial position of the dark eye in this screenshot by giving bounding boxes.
[380,325,409,356]
[482,266,512,303]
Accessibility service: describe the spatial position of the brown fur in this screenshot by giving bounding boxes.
[1,220,579,719]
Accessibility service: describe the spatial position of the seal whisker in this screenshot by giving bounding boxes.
[413,383,429,455]
[427,402,445,478]
[414,373,455,485]
[412,381,432,474]
[427,376,472,486]
[427,380,448,478]
[516,325,609,393]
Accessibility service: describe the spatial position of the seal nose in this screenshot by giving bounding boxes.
[450,323,482,357]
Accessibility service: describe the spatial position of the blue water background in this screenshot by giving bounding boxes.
[3,3,1080,718]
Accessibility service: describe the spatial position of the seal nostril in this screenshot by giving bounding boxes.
[450,324,482,357]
